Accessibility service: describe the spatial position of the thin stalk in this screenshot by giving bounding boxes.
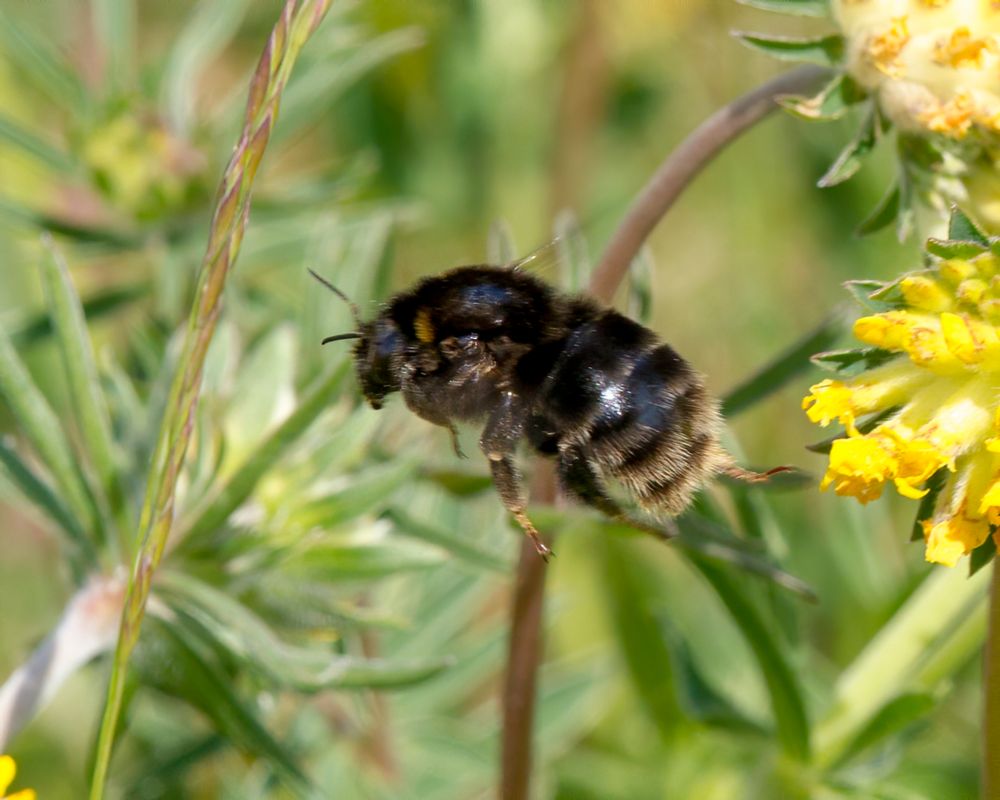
[87,3,332,797]
[984,564,1000,799]
[498,65,830,799]
[589,65,830,302]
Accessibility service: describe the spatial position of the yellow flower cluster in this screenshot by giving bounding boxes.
[833,0,1000,138]
[0,756,34,800]
[803,251,1000,566]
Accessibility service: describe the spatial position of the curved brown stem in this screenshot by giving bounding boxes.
[498,65,829,800]
[590,65,830,303]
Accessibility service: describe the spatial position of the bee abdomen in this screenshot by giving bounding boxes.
[587,342,727,515]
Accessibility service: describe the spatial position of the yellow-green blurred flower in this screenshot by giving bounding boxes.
[0,755,35,800]
[804,222,1000,566]
[834,1,1000,139]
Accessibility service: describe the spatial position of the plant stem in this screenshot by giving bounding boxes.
[589,65,830,302]
[984,563,1000,799]
[87,3,332,797]
[498,66,827,798]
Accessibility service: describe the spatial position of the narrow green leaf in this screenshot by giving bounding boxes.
[12,283,146,349]
[287,460,416,531]
[948,206,989,245]
[600,536,683,740]
[421,469,494,497]
[811,347,897,376]
[844,279,903,312]
[737,0,830,16]
[856,182,900,236]
[0,436,94,562]
[818,106,877,187]
[158,572,453,691]
[969,535,996,576]
[554,210,592,292]
[912,469,946,542]
[146,617,311,795]
[0,197,139,248]
[836,693,936,765]
[691,558,812,760]
[162,0,254,132]
[925,238,988,260]
[178,362,348,547]
[780,73,865,121]
[736,32,844,66]
[39,238,123,523]
[92,0,136,96]
[722,308,850,416]
[0,113,75,172]
[0,6,87,110]
[0,321,96,534]
[276,539,446,581]
[384,507,507,572]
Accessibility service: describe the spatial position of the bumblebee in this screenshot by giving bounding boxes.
[313,264,760,559]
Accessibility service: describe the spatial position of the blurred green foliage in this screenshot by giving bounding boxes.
[0,1,986,798]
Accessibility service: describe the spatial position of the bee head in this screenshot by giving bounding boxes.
[352,316,405,410]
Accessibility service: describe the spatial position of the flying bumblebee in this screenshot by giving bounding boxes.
[312,261,770,560]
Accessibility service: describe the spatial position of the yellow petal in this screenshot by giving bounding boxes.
[901,275,953,311]
[0,756,14,796]
[802,379,855,427]
[923,515,991,566]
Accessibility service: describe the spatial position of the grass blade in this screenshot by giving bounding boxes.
[89,3,334,795]
[0,113,75,172]
[384,507,508,573]
[0,6,87,110]
[91,0,136,97]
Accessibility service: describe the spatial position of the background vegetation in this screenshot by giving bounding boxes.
[0,1,984,797]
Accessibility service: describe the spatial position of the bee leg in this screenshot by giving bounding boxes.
[447,423,467,459]
[488,455,552,561]
[558,448,677,543]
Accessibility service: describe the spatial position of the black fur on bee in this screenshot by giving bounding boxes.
[313,265,761,560]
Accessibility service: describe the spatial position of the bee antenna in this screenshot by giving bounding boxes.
[308,269,363,327]
[321,332,362,345]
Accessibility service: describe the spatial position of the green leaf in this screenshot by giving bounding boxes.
[912,469,947,542]
[39,238,124,526]
[855,182,899,237]
[837,692,936,765]
[158,571,453,691]
[0,435,94,563]
[0,6,88,111]
[0,196,139,248]
[143,617,311,795]
[91,0,136,96]
[11,282,147,349]
[384,507,507,573]
[948,206,989,245]
[925,238,989,260]
[554,210,592,292]
[969,534,996,576]
[421,469,494,497]
[691,558,812,760]
[722,308,850,416]
[0,318,96,535]
[0,113,75,172]
[600,536,683,740]
[737,0,830,16]
[818,106,878,187]
[286,460,417,531]
[178,362,349,548]
[780,73,865,121]
[161,0,254,132]
[811,347,897,376]
[275,539,447,581]
[844,279,904,312]
[735,32,844,66]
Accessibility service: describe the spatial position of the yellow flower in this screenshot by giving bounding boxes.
[833,1,1000,139]
[806,242,1000,566]
[0,755,35,800]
